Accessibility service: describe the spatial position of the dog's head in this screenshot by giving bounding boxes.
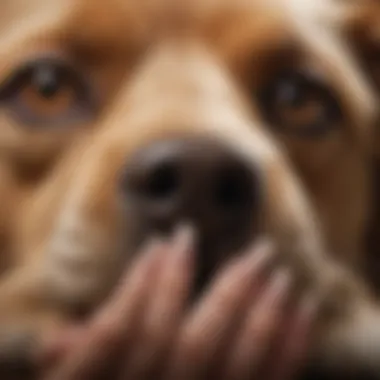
[323,0,380,290]
[0,0,376,323]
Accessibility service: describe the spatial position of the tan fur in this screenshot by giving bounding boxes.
[320,0,380,297]
[0,0,380,375]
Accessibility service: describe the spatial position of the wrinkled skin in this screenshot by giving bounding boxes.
[37,229,317,380]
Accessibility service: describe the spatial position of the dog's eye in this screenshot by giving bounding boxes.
[259,71,342,137]
[0,57,94,127]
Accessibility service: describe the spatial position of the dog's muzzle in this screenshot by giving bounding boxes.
[121,136,261,289]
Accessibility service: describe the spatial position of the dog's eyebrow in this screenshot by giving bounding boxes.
[252,42,302,70]
[55,0,154,61]
[230,39,304,88]
[60,0,198,62]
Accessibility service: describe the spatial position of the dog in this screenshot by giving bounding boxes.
[0,0,380,377]
[318,0,380,294]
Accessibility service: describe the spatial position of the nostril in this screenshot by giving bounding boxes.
[214,166,254,211]
[145,162,180,201]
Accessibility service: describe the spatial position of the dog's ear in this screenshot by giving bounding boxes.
[338,0,380,155]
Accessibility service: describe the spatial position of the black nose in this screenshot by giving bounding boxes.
[121,137,260,267]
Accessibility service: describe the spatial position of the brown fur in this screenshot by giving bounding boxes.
[0,0,380,376]
[315,0,380,292]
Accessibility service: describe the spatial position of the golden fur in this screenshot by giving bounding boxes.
[309,0,380,292]
[0,0,380,376]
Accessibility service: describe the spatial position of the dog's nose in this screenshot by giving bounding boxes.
[122,137,260,251]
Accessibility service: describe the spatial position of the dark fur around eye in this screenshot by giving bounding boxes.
[258,70,343,138]
[0,56,95,128]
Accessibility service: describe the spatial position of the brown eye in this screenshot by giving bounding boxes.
[259,70,342,137]
[0,57,94,127]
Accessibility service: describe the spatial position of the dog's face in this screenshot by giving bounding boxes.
[325,0,380,289]
[314,0,380,149]
[0,0,376,313]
